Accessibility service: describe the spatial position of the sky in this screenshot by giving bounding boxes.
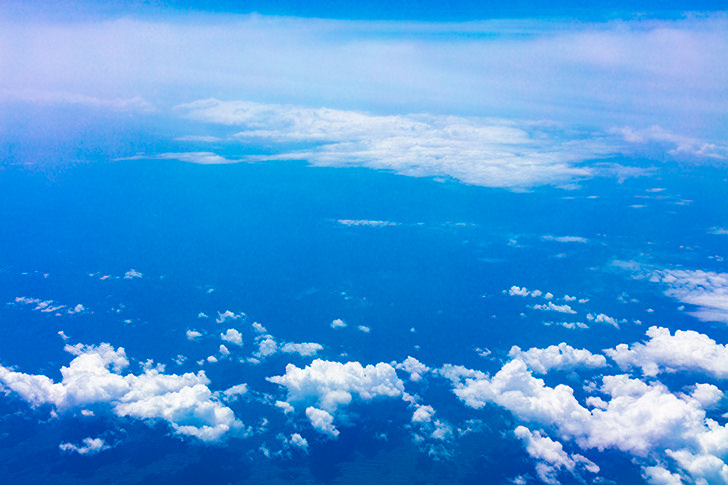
[1,1,728,485]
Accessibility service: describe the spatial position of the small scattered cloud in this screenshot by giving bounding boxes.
[221,329,243,346]
[59,437,110,455]
[541,235,588,243]
[123,269,142,279]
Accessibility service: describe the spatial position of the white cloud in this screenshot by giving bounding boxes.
[337,219,399,227]
[305,407,339,437]
[589,313,620,328]
[0,343,242,442]
[251,322,267,333]
[59,437,110,455]
[709,227,728,235]
[443,326,728,484]
[222,384,248,401]
[508,343,607,374]
[268,359,405,414]
[615,262,728,324]
[179,99,611,189]
[541,235,589,243]
[606,326,728,378]
[275,401,294,414]
[220,328,243,346]
[357,325,371,333]
[219,345,230,356]
[156,152,236,165]
[281,342,323,357]
[256,338,278,357]
[216,310,243,324]
[289,433,308,450]
[396,356,431,382]
[123,269,142,279]
[543,321,589,330]
[532,302,576,314]
[67,304,85,314]
[186,330,202,340]
[515,426,599,484]
[412,405,435,423]
[508,286,531,297]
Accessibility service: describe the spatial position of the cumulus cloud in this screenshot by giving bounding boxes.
[357,325,371,333]
[123,269,142,279]
[586,313,620,328]
[305,407,339,437]
[186,330,203,340]
[396,356,431,382]
[280,342,323,357]
[289,432,308,450]
[606,326,728,378]
[268,359,405,415]
[508,343,607,374]
[443,327,728,483]
[59,437,110,455]
[532,302,576,314]
[0,343,242,442]
[412,405,435,423]
[220,328,243,346]
[330,318,346,329]
[515,426,598,484]
[216,310,243,324]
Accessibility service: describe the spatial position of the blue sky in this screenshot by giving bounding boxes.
[1,1,728,484]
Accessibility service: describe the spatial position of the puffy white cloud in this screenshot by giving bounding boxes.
[220,328,243,346]
[444,331,728,483]
[586,313,620,327]
[515,426,598,484]
[412,405,435,423]
[123,269,142,279]
[186,330,202,340]
[256,338,278,357]
[508,286,531,297]
[251,322,267,333]
[268,359,405,414]
[357,325,371,333]
[289,433,308,450]
[275,401,294,414]
[216,310,243,324]
[643,466,684,485]
[281,342,323,357]
[508,343,607,374]
[305,407,339,437]
[396,356,431,382]
[59,437,110,455]
[606,326,728,378]
[0,343,242,442]
[219,345,230,356]
[532,302,577,314]
[222,384,248,401]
